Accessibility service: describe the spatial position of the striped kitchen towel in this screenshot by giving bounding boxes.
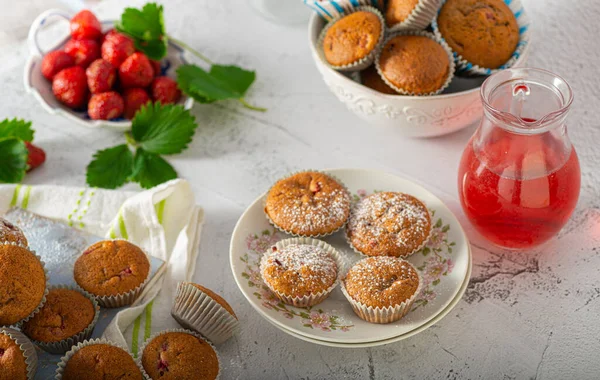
[0,179,204,354]
[304,0,385,21]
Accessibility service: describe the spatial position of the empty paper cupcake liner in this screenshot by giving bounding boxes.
[387,0,443,32]
[304,0,385,21]
[263,169,352,238]
[340,259,423,323]
[0,327,38,380]
[137,329,221,380]
[0,241,50,328]
[76,239,151,308]
[432,0,530,76]
[171,282,240,345]
[375,30,455,96]
[55,338,143,380]
[24,284,100,354]
[317,6,386,72]
[260,237,347,308]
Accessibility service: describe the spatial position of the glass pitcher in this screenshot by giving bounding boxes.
[458,68,581,250]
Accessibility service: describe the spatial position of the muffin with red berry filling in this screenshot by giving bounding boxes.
[0,217,28,246]
[0,328,37,380]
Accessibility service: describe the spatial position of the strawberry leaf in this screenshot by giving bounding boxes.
[115,3,167,60]
[86,144,134,189]
[131,102,197,155]
[132,148,177,189]
[0,118,34,142]
[0,138,28,183]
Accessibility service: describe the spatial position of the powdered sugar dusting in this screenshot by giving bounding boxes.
[264,244,337,277]
[279,188,350,232]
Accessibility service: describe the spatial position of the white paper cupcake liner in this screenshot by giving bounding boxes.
[340,258,423,323]
[137,329,221,380]
[23,284,100,354]
[76,239,151,308]
[432,0,530,76]
[55,338,143,379]
[0,327,38,380]
[171,282,240,345]
[375,30,455,96]
[304,0,385,22]
[387,0,442,32]
[264,169,352,238]
[317,6,386,72]
[345,194,433,258]
[0,241,49,328]
[260,237,347,308]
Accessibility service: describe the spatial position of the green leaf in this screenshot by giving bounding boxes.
[131,102,197,155]
[132,149,178,189]
[0,118,34,141]
[176,64,257,104]
[86,145,134,189]
[432,279,440,286]
[435,218,443,228]
[115,3,167,60]
[442,224,450,233]
[422,246,430,256]
[0,138,28,183]
[303,324,313,328]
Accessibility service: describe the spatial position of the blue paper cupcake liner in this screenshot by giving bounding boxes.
[304,0,384,21]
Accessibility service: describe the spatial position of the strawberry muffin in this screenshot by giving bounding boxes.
[0,217,27,246]
[59,341,143,380]
[0,328,35,380]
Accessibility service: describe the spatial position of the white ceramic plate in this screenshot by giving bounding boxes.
[23,9,194,132]
[230,168,471,344]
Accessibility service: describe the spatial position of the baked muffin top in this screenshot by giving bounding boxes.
[0,331,28,380]
[378,35,450,95]
[344,256,420,308]
[189,283,237,319]
[265,171,350,236]
[347,192,431,257]
[62,344,143,380]
[0,244,46,326]
[142,332,219,380]
[74,240,150,297]
[437,0,519,68]
[0,218,27,246]
[22,288,96,343]
[361,65,397,95]
[261,244,337,298]
[386,0,420,26]
[323,11,383,66]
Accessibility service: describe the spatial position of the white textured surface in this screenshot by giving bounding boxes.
[2,0,600,378]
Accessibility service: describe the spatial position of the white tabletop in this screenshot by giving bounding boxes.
[2,0,599,378]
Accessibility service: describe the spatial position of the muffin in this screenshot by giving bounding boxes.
[172,282,239,344]
[376,33,452,95]
[74,240,150,308]
[386,0,420,26]
[0,328,37,380]
[437,0,519,69]
[0,218,27,246]
[0,243,47,326]
[58,341,143,380]
[342,256,421,323]
[141,330,219,380]
[21,286,98,353]
[346,192,431,257]
[322,9,384,69]
[361,65,397,95]
[260,238,341,307]
[265,171,351,236]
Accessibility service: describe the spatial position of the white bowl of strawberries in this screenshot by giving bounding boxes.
[24,9,193,131]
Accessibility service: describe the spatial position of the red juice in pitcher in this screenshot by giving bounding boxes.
[458,69,581,249]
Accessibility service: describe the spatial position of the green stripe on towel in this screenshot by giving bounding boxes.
[155,200,166,225]
[9,185,21,207]
[131,314,142,357]
[144,300,154,340]
[21,186,31,209]
[118,212,128,239]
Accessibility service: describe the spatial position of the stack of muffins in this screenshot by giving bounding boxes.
[317,0,527,95]
[261,170,432,324]
[0,216,235,379]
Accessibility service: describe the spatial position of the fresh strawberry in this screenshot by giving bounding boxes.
[101,33,135,68]
[100,30,118,45]
[151,60,162,77]
[123,88,151,119]
[88,92,124,120]
[64,39,100,68]
[151,76,181,105]
[119,52,154,88]
[52,66,88,108]
[25,142,46,172]
[70,10,102,40]
[86,59,116,94]
[41,51,75,80]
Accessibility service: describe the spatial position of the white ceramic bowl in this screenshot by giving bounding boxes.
[24,9,194,132]
[308,14,531,138]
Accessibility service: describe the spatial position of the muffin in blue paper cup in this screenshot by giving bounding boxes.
[432,0,530,76]
[386,0,443,31]
[304,0,384,21]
